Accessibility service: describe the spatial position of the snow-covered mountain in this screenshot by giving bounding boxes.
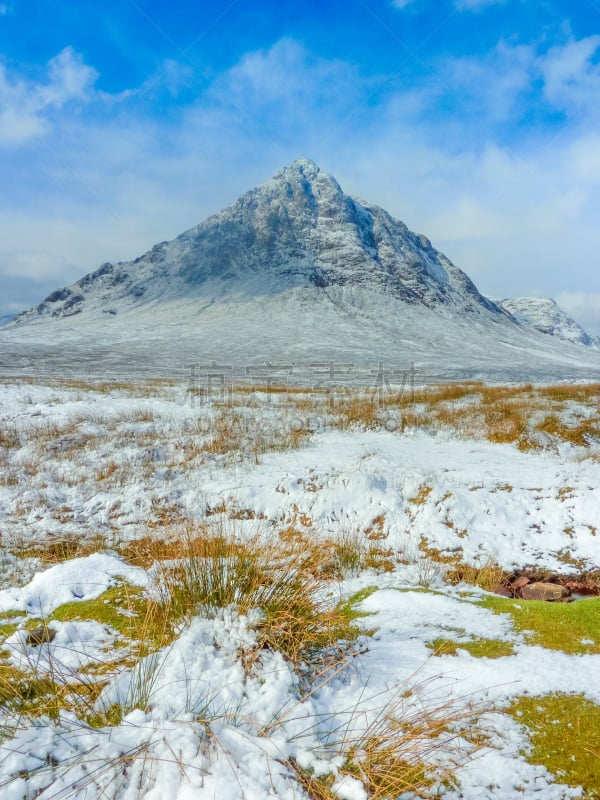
[498,297,600,350]
[2,158,600,380]
[15,158,500,322]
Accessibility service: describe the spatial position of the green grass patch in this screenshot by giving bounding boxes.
[49,583,174,664]
[478,595,600,654]
[0,611,24,621]
[508,694,600,798]
[51,584,148,637]
[0,660,104,722]
[0,622,19,642]
[429,637,515,658]
[394,586,446,597]
[0,585,171,726]
[338,586,379,620]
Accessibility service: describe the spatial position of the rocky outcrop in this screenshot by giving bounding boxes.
[494,570,600,601]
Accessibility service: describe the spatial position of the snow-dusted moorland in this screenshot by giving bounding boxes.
[0,376,599,799]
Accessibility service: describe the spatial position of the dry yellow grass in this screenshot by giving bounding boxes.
[445,557,506,591]
[8,532,110,564]
[0,425,20,449]
[121,524,363,671]
[409,484,433,505]
[286,684,482,799]
[537,382,600,402]
[321,380,600,451]
[199,409,311,460]
[536,413,600,447]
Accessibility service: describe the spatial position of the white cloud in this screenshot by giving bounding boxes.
[1,36,600,321]
[438,40,534,122]
[210,39,359,121]
[539,35,600,117]
[568,134,600,183]
[402,33,600,130]
[0,47,98,144]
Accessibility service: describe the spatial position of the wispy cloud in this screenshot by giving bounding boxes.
[555,292,600,336]
[0,47,98,144]
[539,35,600,118]
[454,0,507,11]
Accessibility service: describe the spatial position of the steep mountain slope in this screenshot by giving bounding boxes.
[499,297,600,350]
[13,159,502,323]
[2,159,600,380]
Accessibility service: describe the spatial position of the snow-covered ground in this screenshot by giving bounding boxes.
[0,378,598,799]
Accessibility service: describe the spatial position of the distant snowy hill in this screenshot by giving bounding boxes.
[2,158,600,380]
[499,297,600,350]
[0,314,15,327]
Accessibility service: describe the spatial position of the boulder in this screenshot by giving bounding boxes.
[520,582,570,601]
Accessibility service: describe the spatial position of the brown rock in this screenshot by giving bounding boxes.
[511,576,530,589]
[493,584,513,597]
[520,582,570,601]
[26,626,56,646]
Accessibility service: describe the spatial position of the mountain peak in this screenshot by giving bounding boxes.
[289,156,321,173]
[270,157,342,194]
[14,160,501,323]
[499,296,599,349]
[7,162,600,377]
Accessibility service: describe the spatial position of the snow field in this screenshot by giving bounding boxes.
[0,377,599,799]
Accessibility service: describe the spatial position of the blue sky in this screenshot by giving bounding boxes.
[1,0,600,331]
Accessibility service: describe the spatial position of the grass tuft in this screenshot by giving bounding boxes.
[286,686,481,799]
[153,526,363,670]
[445,557,506,592]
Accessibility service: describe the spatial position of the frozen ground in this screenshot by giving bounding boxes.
[0,378,598,799]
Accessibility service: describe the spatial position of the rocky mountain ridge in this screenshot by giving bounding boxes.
[3,159,600,380]
[498,297,599,350]
[15,158,503,324]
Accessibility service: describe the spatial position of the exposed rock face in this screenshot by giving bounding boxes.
[499,297,599,350]
[14,158,504,323]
